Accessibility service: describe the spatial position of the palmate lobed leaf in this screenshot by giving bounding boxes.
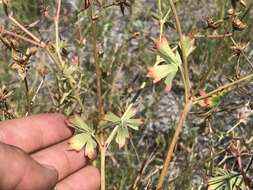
[103,107,143,148]
[208,168,246,190]
[155,36,181,66]
[66,115,97,159]
[66,115,92,133]
[68,133,97,159]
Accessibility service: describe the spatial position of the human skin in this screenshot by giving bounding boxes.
[0,113,100,190]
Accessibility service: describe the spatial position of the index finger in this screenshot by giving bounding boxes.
[0,113,73,153]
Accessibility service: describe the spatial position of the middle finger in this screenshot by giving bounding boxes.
[31,140,87,180]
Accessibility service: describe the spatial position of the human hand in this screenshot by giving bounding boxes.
[0,113,100,190]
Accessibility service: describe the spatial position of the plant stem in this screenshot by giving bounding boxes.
[168,0,190,101]
[0,27,45,48]
[8,15,42,44]
[55,0,64,68]
[24,77,31,116]
[90,5,104,122]
[157,100,193,189]
[194,72,253,102]
[100,147,106,190]
[99,125,120,190]
[89,3,105,190]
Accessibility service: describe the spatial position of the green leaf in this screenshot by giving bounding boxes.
[67,115,92,133]
[208,168,246,190]
[115,126,129,148]
[147,64,178,83]
[155,37,181,65]
[104,112,121,123]
[122,107,136,121]
[180,34,196,58]
[126,124,139,130]
[68,133,90,151]
[164,69,177,87]
[126,119,143,130]
[60,90,72,104]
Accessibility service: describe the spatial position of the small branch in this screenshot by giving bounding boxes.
[0,26,45,48]
[194,33,232,39]
[105,125,120,148]
[194,72,253,102]
[227,121,241,134]
[157,100,193,189]
[24,77,31,116]
[8,15,43,45]
[26,77,45,116]
[55,0,64,68]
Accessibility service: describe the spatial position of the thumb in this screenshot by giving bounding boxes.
[0,142,58,190]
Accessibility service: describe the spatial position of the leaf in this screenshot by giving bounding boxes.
[104,112,121,123]
[154,36,181,65]
[68,133,90,151]
[147,64,178,83]
[126,119,143,130]
[115,126,129,148]
[164,69,177,92]
[208,168,246,190]
[67,115,92,133]
[85,137,97,159]
[122,107,136,121]
[60,90,72,104]
[180,34,196,58]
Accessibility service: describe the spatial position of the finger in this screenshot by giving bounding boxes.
[31,140,88,180]
[0,113,72,153]
[0,142,58,190]
[56,166,100,190]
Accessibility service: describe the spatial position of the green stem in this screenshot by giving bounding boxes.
[55,0,64,68]
[194,72,253,102]
[100,147,106,190]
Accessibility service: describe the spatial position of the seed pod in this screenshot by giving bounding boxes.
[227,8,235,15]
[230,42,248,56]
[232,17,247,31]
[206,18,223,29]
